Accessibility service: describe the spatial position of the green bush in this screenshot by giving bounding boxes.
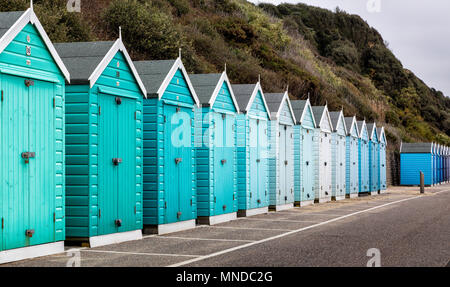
[103,0,184,59]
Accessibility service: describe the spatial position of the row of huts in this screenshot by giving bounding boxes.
[400,142,450,186]
[0,7,387,263]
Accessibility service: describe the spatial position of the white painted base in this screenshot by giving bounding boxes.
[0,241,64,264]
[334,195,346,201]
[379,190,387,194]
[298,200,314,207]
[145,219,196,235]
[349,193,359,198]
[89,230,142,248]
[370,191,378,196]
[198,212,237,225]
[271,203,294,212]
[318,197,332,203]
[238,206,269,217]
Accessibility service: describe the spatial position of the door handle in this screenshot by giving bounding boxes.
[115,219,122,227]
[284,160,288,165]
[25,229,35,237]
[306,161,309,166]
[21,152,35,164]
[175,158,182,164]
[256,159,260,163]
[221,159,227,165]
[112,158,122,165]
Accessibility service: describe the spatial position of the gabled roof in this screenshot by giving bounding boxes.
[312,105,333,132]
[291,98,317,127]
[344,116,359,137]
[377,127,387,146]
[329,110,347,134]
[366,122,378,141]
[357,120,368,139]
[134,57,199,106]
[232,81,270,119]
[265,91,296,123]
[54,35,146,96]
[0,7,70,81]
[189,70,239,111]
[400,142,433,154]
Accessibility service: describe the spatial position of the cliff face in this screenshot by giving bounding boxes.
[2,0,449,146]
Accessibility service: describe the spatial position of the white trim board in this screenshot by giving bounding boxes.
[0,241,64,264]
[209,71,240,113]
[244,81,271,120]
[0,8,70,81]
[89,230,143,248]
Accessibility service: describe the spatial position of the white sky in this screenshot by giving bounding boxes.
[250,0,450,97]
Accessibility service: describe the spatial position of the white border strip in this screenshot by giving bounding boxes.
[169,193,440,267]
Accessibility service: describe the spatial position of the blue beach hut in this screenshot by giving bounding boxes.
[400,142,434,186]
[189,69,240,225]
[377,127,387,192]
[134,56,200,234]
[266,89,296,211]
[330,110,347,201]
[233,79,271,217]
[367,122,379,195]
[312,105,333,203]
[344,116,359,198]
[358,120,370,193]
[55,30,147,247]
[291,99,316,207]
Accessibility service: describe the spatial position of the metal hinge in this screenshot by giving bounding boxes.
[190,199,193,206]
[164,202,167,209]
[1,90,3,102]
[53,212,56,223]
[99,209,101,218]
[134,112,136,120]
[98,106,101,115]
[1,218,3,229]
[53,98,55,108]
[134,206,137,214]
[163,115,166,122]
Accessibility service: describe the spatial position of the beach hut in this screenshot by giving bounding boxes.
[233,79,271,217]
[439,145,444,183]
[0,5,70,263]
[400,143,434,186]
[358,120,370,193]
[266,90,296,211]
[432,143,437,185]
[367,122,379,195]
[292,99,316,207]
[189,69,239,225]
[377,127,387,192]
[344,116,359,198]
[134,55,200,234]
[312,105,333,203]
[55,31,146,247]
[330,110,347,201]
[446,147,449,183]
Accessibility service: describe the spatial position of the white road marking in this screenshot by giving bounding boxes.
[158,236,255,243]
[169,193,441,267]
[81,249,201,258]
[206,226,292,232]
[241,218,319,223]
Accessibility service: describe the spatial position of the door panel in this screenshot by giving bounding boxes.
[258,120,268,206]
[2,74,29,250]
[249,118,258,208]
[117,97,137,232]
[28,79,55,246]
[164,105,179,223]
[279,125,286,203]
[286,126,294,203]
[98,94,118,235]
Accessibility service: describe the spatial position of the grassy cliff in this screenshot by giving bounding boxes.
[3,0,449,147]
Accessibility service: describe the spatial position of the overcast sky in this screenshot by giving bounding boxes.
[250,0,450,97]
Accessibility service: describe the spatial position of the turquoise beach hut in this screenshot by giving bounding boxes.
[134,55,200,234]
[190,69,240,225]
[266,90,296,211]
[233,79,271,217]
[291,99,316,207]
[400,142,434,186]
[358,120,370,193]
[377,127,387,192]
[344,116,359,198]
[55,31,146,247]
[330,110,347,201]
[0,5,69,263]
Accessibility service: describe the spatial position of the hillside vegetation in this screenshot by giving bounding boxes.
[2,0,449,147]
